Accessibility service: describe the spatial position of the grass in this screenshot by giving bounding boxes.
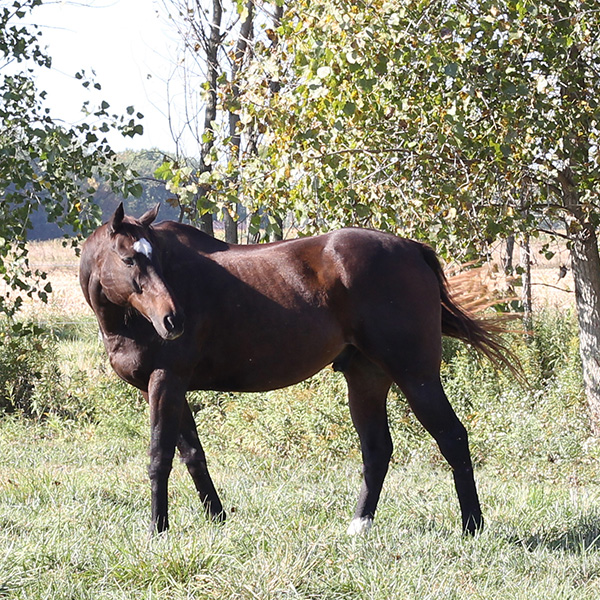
[1,321,600,600]
[2,415,600,599]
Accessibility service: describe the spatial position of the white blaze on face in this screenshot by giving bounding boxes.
[133,238,153,259]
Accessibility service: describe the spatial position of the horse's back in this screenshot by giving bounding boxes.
[152,223,438,322]
[297,229,441,316]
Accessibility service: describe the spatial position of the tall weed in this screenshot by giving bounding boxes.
[0,320,62,417]
[187,310,591,479]
[4,310,589,481]
[0,317,144,425]
[441,310,591,478]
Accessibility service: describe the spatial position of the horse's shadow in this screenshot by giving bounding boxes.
[506,513,600,554]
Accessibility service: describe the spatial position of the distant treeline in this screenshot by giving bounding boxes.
[30,149,179,240]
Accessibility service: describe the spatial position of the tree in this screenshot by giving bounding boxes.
[0,0,143,315]
[158,0,283,241]
[222,0,600,431]
[154,0,600,430]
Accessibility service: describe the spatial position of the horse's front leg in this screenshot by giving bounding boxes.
[147,368,187,534]
[177,401,225,522]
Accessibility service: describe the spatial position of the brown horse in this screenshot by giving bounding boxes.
[80,203,515,535]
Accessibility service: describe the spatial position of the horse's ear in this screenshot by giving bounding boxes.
[139,204,160,229]
[109,203,125,235]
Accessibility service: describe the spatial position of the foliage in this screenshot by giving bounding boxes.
[158,0,284,237]
[89,149,180,226]
[189,370,360,463]
[1,306,586,478]
[0,316,144,422]
[0,319,58,416]
[0,0,143,315]
[157,0,600,255]
[221,0,600,257]
[28,149,182,240]
[441,311,588,474]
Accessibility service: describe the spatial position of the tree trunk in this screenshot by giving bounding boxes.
[196,0,222,238]
[502,235,515,273]
[569,227,600,434]
[519,234,532,332]
[270,215,284,241]
[561,169,600,434]
[223,209,237,243]
[199,213,214,237]
[224,0,254,244]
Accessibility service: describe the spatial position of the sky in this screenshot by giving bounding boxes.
[30,0,184,152]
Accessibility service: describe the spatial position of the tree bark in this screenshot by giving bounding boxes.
[569,236,600,429]
[561,169,600,434]
[196,0,222,238]
[502,235,514,273]
[569,230,600,433]
[519,234,533,333]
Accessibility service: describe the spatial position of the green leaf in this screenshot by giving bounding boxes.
[444,63,458,77]
[343,101,356,116]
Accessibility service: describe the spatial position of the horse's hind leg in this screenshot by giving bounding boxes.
[177,402,225,521]
[342,352,393,535]
[398,376,482,535]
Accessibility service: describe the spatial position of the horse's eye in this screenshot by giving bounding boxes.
[123,256,135,267]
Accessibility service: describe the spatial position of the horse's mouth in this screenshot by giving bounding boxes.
[162,327,184,341]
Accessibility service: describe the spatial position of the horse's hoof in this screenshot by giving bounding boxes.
[211,509,227,523]
[463,514,484,536]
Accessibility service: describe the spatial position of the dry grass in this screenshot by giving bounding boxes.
[24,239,91,318]
[446,237,575,314]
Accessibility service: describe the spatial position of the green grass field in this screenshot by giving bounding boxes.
[2,416,600,599]
[1,305,600,598]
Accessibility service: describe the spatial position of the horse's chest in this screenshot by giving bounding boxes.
[103,334,153,391]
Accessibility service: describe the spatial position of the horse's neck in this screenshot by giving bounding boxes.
[95,302,129,337]
[85,275,130,338]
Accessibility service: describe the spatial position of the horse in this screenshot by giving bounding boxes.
[79,203,516,535]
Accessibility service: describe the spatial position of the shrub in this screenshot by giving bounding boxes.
[186,310,588,476]
[439,310,589,475]
[0,318,143,423]
[0,320,62,417]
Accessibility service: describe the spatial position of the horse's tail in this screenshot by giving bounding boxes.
[420,244,524,382]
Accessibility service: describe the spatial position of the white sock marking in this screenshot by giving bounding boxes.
[347,516,373,536]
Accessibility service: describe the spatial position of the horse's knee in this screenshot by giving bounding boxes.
[148,456,173,481]
[362,436,393,471]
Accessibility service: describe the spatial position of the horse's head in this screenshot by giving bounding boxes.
[96,203,185,341]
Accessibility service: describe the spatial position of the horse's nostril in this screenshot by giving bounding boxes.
[165,314,176,331]
[164,313,183,337]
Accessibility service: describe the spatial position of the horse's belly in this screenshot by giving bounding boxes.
[190,321,345,392]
